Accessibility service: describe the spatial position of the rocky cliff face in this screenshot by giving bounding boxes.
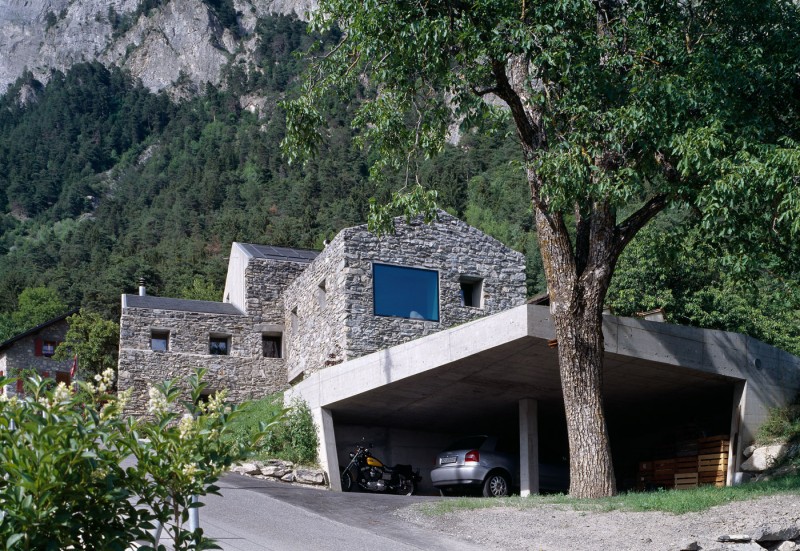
[0,0,316,96]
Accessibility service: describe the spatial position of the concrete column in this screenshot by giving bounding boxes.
[312,407,341,491]
[519,398,539,497]
[727,382,746,485]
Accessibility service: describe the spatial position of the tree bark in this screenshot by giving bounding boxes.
[534,198,618,498]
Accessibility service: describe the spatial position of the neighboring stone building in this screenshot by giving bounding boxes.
[117,212,527,412]
[0,310,78,396]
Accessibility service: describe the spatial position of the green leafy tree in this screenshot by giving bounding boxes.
[284,0,800,496]
[0,287,68,342]
[54,310,119,379]
[180,277,222,302]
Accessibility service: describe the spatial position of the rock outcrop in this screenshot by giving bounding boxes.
[231,459,327,486]
[0,0,318,95]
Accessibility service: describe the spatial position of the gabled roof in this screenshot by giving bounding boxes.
[123,295,244,315]
[238,243,319,263]
[0,308,79,353]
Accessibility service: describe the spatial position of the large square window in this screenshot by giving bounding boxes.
[373,263,439,321]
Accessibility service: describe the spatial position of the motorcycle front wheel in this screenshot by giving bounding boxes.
[341,470,355,492]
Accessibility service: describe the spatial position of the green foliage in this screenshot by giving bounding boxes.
[53,310,120,378]
[607,217,800,356]
[180,278,222,302]
[757,396,800,445]
[226,395,318,465]
[0,287,67,343]
[0,373,144,550]
[0,369,272,550]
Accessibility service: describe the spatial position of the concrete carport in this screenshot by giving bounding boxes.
[288,304,800,494]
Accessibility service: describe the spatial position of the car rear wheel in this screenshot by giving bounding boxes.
[482,472,510,498]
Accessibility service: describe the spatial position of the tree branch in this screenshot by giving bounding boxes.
[614,194,669,256]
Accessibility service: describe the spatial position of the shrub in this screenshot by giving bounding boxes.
[227,395,318,465]
[757,395,800,445]
[0,369,276,550]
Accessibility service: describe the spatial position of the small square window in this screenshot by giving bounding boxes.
[459,277,484,308]
[263,334,282,358]
[209,336,230,355]
[151,330,169,352]
[42,341,57,357]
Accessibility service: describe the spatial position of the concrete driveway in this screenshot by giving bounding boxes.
[191,473,482,551]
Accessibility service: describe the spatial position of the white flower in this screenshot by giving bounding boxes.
[147,386,169,416]
[53,382,71,404]
[178,413,194,440]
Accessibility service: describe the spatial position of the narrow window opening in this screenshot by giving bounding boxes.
[291,307,299,333]
[459,277,484,309]
[151,330,170,352]
[316,279,327,309]
[262,334,282,358]
[209,335,230,355]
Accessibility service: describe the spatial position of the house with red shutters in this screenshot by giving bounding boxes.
[0,309,77,396]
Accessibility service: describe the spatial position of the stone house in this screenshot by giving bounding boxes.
[0,310,78,396]
[117,212,526,414]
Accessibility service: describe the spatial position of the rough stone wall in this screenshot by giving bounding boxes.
[283,237,348,382]
[118,307,287,416]
[342,213,526,359]
[1,321,73,396]
[244,258,309,323]
[284,212,526,378]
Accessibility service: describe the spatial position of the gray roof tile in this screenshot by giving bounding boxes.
[124,295,244,315]
[239,243,319,263]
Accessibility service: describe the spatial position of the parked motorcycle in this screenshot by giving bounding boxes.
[340,443,422,495]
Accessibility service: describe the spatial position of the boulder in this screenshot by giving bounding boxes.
[260,465,290,478]
[741,444,788,472]
[743,445,757,458]
[775,542,799,551]
[749,524,800,543]
[281,472,295,483]
[294,468,325,485]
[233,462,262,476]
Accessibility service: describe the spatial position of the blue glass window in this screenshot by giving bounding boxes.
[373,263,439,321]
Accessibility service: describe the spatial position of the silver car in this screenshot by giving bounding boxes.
[430,435,518,497]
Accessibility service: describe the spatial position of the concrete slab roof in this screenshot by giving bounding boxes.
[290,305,800,433]
[122,295,244,315]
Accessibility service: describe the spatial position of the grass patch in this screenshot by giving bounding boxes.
[418,475,800,516]
[224,393,319,465]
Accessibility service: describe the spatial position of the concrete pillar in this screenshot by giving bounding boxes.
[727,381,746,485]
[519,398,539,497]
[312,407,341,491]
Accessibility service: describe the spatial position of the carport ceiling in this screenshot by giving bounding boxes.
[327,336,736,432]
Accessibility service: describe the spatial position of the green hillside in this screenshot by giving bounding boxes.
[0,14,797,355]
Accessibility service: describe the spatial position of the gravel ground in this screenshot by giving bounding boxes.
[396,494,800,550]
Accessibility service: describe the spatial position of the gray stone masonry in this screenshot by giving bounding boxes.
[283,212,527,381]
[245,257,309,322]
[118,306,287,416]
[1,320,73,397]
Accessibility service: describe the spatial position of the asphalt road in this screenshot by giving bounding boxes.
[190,473,483,551]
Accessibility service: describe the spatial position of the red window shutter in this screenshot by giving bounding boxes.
[34,339,43,356]
[16,379,23,394]
[41,371,50,378]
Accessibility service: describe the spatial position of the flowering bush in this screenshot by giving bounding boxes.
[0,369,277,550]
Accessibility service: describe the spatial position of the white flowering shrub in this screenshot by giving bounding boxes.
[0,369,275,550]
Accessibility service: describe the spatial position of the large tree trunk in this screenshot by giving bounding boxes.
[534,202,618,498]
